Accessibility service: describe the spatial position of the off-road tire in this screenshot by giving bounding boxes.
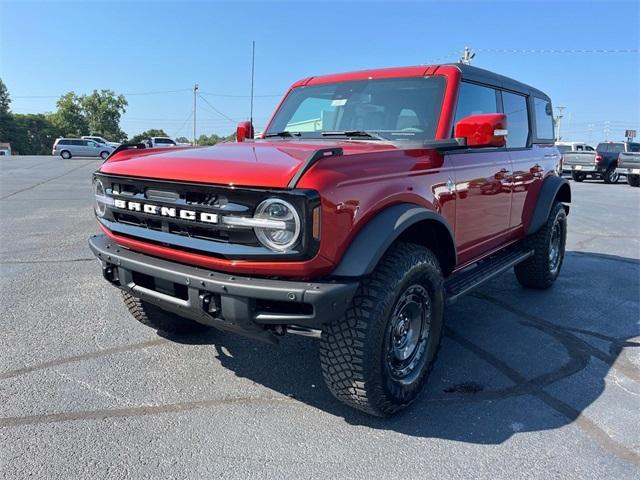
[122,291,210,334]
[515,202,567,289]
[627,174,640,187]
[571,171,585,182]
[319,242,445,417]
[60,150,71,159]
[603,166,619,184]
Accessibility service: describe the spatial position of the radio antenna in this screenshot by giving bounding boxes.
[250,40,255,125]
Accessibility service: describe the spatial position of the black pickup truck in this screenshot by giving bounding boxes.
[565,141,640,183]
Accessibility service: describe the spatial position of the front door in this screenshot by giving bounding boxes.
[448,81,512,265]
[448,150,512,265]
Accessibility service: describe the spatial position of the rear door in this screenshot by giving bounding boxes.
[446,81,512,265]
[506,91,545,230]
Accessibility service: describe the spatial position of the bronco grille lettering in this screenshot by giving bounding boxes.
[112,198,218,224]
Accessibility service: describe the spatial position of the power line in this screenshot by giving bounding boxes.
[197,94,238,123]
[199,92,281,98]
[12,88,192,99]
[476,48,638,54]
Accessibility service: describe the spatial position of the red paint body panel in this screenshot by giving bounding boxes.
[98,64,560,279]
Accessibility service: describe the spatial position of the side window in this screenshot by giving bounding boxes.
[454,82,499,125]
[629,143,640,152]
[533,96,554,140]
[586,146,595,151]
[502,91,530,148]
[70,139,81,145]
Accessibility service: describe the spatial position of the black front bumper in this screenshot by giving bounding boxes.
[88,235,358,342]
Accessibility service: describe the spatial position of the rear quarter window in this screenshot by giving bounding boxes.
[533,97,554,140]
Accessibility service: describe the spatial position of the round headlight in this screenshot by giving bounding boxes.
[254,198,301,252]
[93,178,107,217]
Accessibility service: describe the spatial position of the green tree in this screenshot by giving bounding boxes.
[49,92,88,137]
[128,129,169,145]
[10,114,62,155]
[80,89,128,142]
[196,133,235,146]
[0,78,15,143]
[0,78,10,114]
[175,136,190,144]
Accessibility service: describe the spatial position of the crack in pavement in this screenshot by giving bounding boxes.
[0,339,168,380]
[467,293,640,466]
[0,161,97,200]
[0,257,95,265]
[0,396,294,428]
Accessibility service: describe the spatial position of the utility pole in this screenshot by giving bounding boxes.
[554,105,565,141]
[459,46,475,65]
[603,120,611,140]
[193,83,199,146]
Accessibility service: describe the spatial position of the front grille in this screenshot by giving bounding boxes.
[94,173,319,260]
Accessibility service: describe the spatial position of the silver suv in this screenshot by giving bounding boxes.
[81,135,120,148]
[52,138,114,159]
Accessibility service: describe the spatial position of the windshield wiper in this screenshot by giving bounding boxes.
[320,130,386,141]
[262,131,301,138]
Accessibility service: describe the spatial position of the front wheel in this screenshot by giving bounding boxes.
[627,175,640,187]
[100,150,110,160]
[319,242,445,417]
[603,166,619,184]
[122,291,211,334]
[515,202,567,289]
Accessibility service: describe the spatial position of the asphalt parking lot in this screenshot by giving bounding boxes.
[1,155,639,479]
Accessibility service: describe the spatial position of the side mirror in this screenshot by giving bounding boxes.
[454,114,507,148]
[236,121,254,143]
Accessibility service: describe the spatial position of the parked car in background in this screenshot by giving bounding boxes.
[0,142,11,156]
[556,141,594,154]
[563,141,639,183]
[145,137,177,148]
[82,135,121,148]
[556,142,595,175]
[617,151,640,187]
[53,138,114,159]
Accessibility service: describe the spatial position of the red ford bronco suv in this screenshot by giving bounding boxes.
[89,64,570,416]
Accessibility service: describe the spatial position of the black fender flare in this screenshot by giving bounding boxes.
[526,176,571,235]
[331,204,456,278]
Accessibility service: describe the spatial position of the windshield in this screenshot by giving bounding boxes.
[556,145,572,153]
[266,76,446,142]
[597,142,624,153]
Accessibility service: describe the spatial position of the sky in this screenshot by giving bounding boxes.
[1,0,638,142]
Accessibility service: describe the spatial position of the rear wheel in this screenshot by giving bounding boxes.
[100,150,110,160]
[571,171,585,182]
[320,242,445,417]
[627,175,640,187]
[122,291,211,334]
[603,166,619,184]
[60,150,71,159]
[515,202,567,289]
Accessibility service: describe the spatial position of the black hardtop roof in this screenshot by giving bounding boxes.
[446,63,551,101]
